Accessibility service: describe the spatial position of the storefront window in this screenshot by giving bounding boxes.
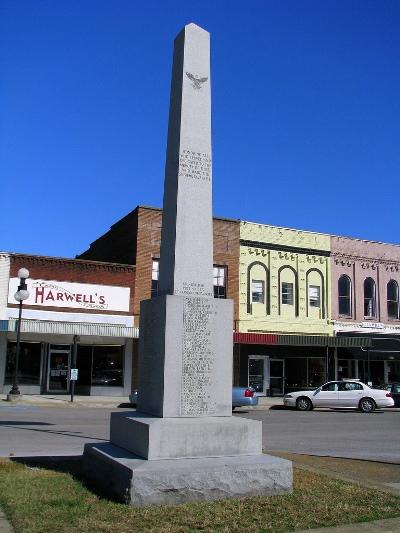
[92,346,123,387]
[5,342,41,385]
[308,358,325,387]
[337,359,352,380]
[285,358,307,390]
[285,357,326,391]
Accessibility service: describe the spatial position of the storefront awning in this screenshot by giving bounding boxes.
[2,319,139,338]
[234,332,372,348]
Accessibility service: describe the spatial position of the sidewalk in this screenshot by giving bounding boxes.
[296,516,400,532]
[0,394,129,408]
[1,394,285,409]
[0,509,13,533]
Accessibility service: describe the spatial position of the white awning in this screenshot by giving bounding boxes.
[4,319,139,338]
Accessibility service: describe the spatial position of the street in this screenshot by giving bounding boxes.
[0,402,399,462]
[235,407,400,463]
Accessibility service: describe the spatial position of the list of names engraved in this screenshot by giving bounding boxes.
[179,149,211,181]
[181,297,216,416]
[178,281,212,298]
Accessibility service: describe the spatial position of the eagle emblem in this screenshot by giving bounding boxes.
[186,72,208,90]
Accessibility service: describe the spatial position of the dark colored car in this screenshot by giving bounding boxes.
[385,383,400,407]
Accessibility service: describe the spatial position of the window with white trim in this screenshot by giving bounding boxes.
[309,285,320,307]
[213,266,227,298]
[281,282,294,305]
[151,259,159,297]
[251,280,264,303]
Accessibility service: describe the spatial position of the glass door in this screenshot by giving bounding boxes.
[248,356,269,396]
[269,359,285,396]
[47,347,71,392]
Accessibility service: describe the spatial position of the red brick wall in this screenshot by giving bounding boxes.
[134,207,240,322]
[9,254,135,316]
[77,205,240,324]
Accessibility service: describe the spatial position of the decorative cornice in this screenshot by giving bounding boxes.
[332,252,400,268]
[241,240,330,257]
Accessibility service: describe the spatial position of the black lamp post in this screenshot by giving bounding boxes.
[9,267,30,397]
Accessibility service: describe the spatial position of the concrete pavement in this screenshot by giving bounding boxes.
[0,509,13,533]
[297,517,400,532]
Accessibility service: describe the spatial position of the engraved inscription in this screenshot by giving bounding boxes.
[181,298,216,416]
[180,281,212,297]
[179,150,211,181]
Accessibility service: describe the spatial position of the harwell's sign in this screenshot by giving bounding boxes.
[8,278,130,312]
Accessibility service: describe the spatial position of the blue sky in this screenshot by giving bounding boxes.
[1,1,399,258]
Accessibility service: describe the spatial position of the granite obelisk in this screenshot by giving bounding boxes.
[83,23,292,506]
[136,24,233,419]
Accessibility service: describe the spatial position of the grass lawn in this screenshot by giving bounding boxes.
[0,459,400,533]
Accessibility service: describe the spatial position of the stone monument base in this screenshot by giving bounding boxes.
[83,442,292,507]
[110,412,262,459]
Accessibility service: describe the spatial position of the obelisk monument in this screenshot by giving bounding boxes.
[83,23,292,506]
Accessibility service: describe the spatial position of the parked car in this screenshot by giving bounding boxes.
[283,379,394,413]
[232,386,258,409]
[377,383,400,408]
[129,387,259,409]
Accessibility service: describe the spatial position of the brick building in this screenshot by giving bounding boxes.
[331,235,400,385]
[78,205,240,389]
[0,253,137,396]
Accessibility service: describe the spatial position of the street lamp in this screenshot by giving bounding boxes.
[9,267,30,397]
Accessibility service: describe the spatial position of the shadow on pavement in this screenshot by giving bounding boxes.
[1,424,109,440]
[0,421,53,426]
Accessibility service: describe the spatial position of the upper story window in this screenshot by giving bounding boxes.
[309,285,320,308]
[151,260,227,299]
[338,275,352,316]
[251,280,264,303]
[281,282,294,305]
[364,278,376,318]
[151,259,159,297]
[213,266,227,299]
[387,280,399,320]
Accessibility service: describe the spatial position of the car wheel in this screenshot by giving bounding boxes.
[296,397,312,411]
[359,398,375,413]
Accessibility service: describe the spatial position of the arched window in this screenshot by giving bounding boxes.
[247,262,269,315]
[278,266,298,317]
[387,280,399,320]
[306,269,325,319]
[338,275,351,316]
[364,278,376,318]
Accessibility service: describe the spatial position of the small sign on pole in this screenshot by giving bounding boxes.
[70,368,78,381]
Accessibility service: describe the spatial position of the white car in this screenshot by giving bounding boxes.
[284,380,394,413]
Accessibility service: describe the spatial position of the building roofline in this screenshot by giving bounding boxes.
[137,205,240,223]
[241,219,330,239]
[241,219,400,249]
[8,252,136,270]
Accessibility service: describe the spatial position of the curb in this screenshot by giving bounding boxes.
[295,516,400,532]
